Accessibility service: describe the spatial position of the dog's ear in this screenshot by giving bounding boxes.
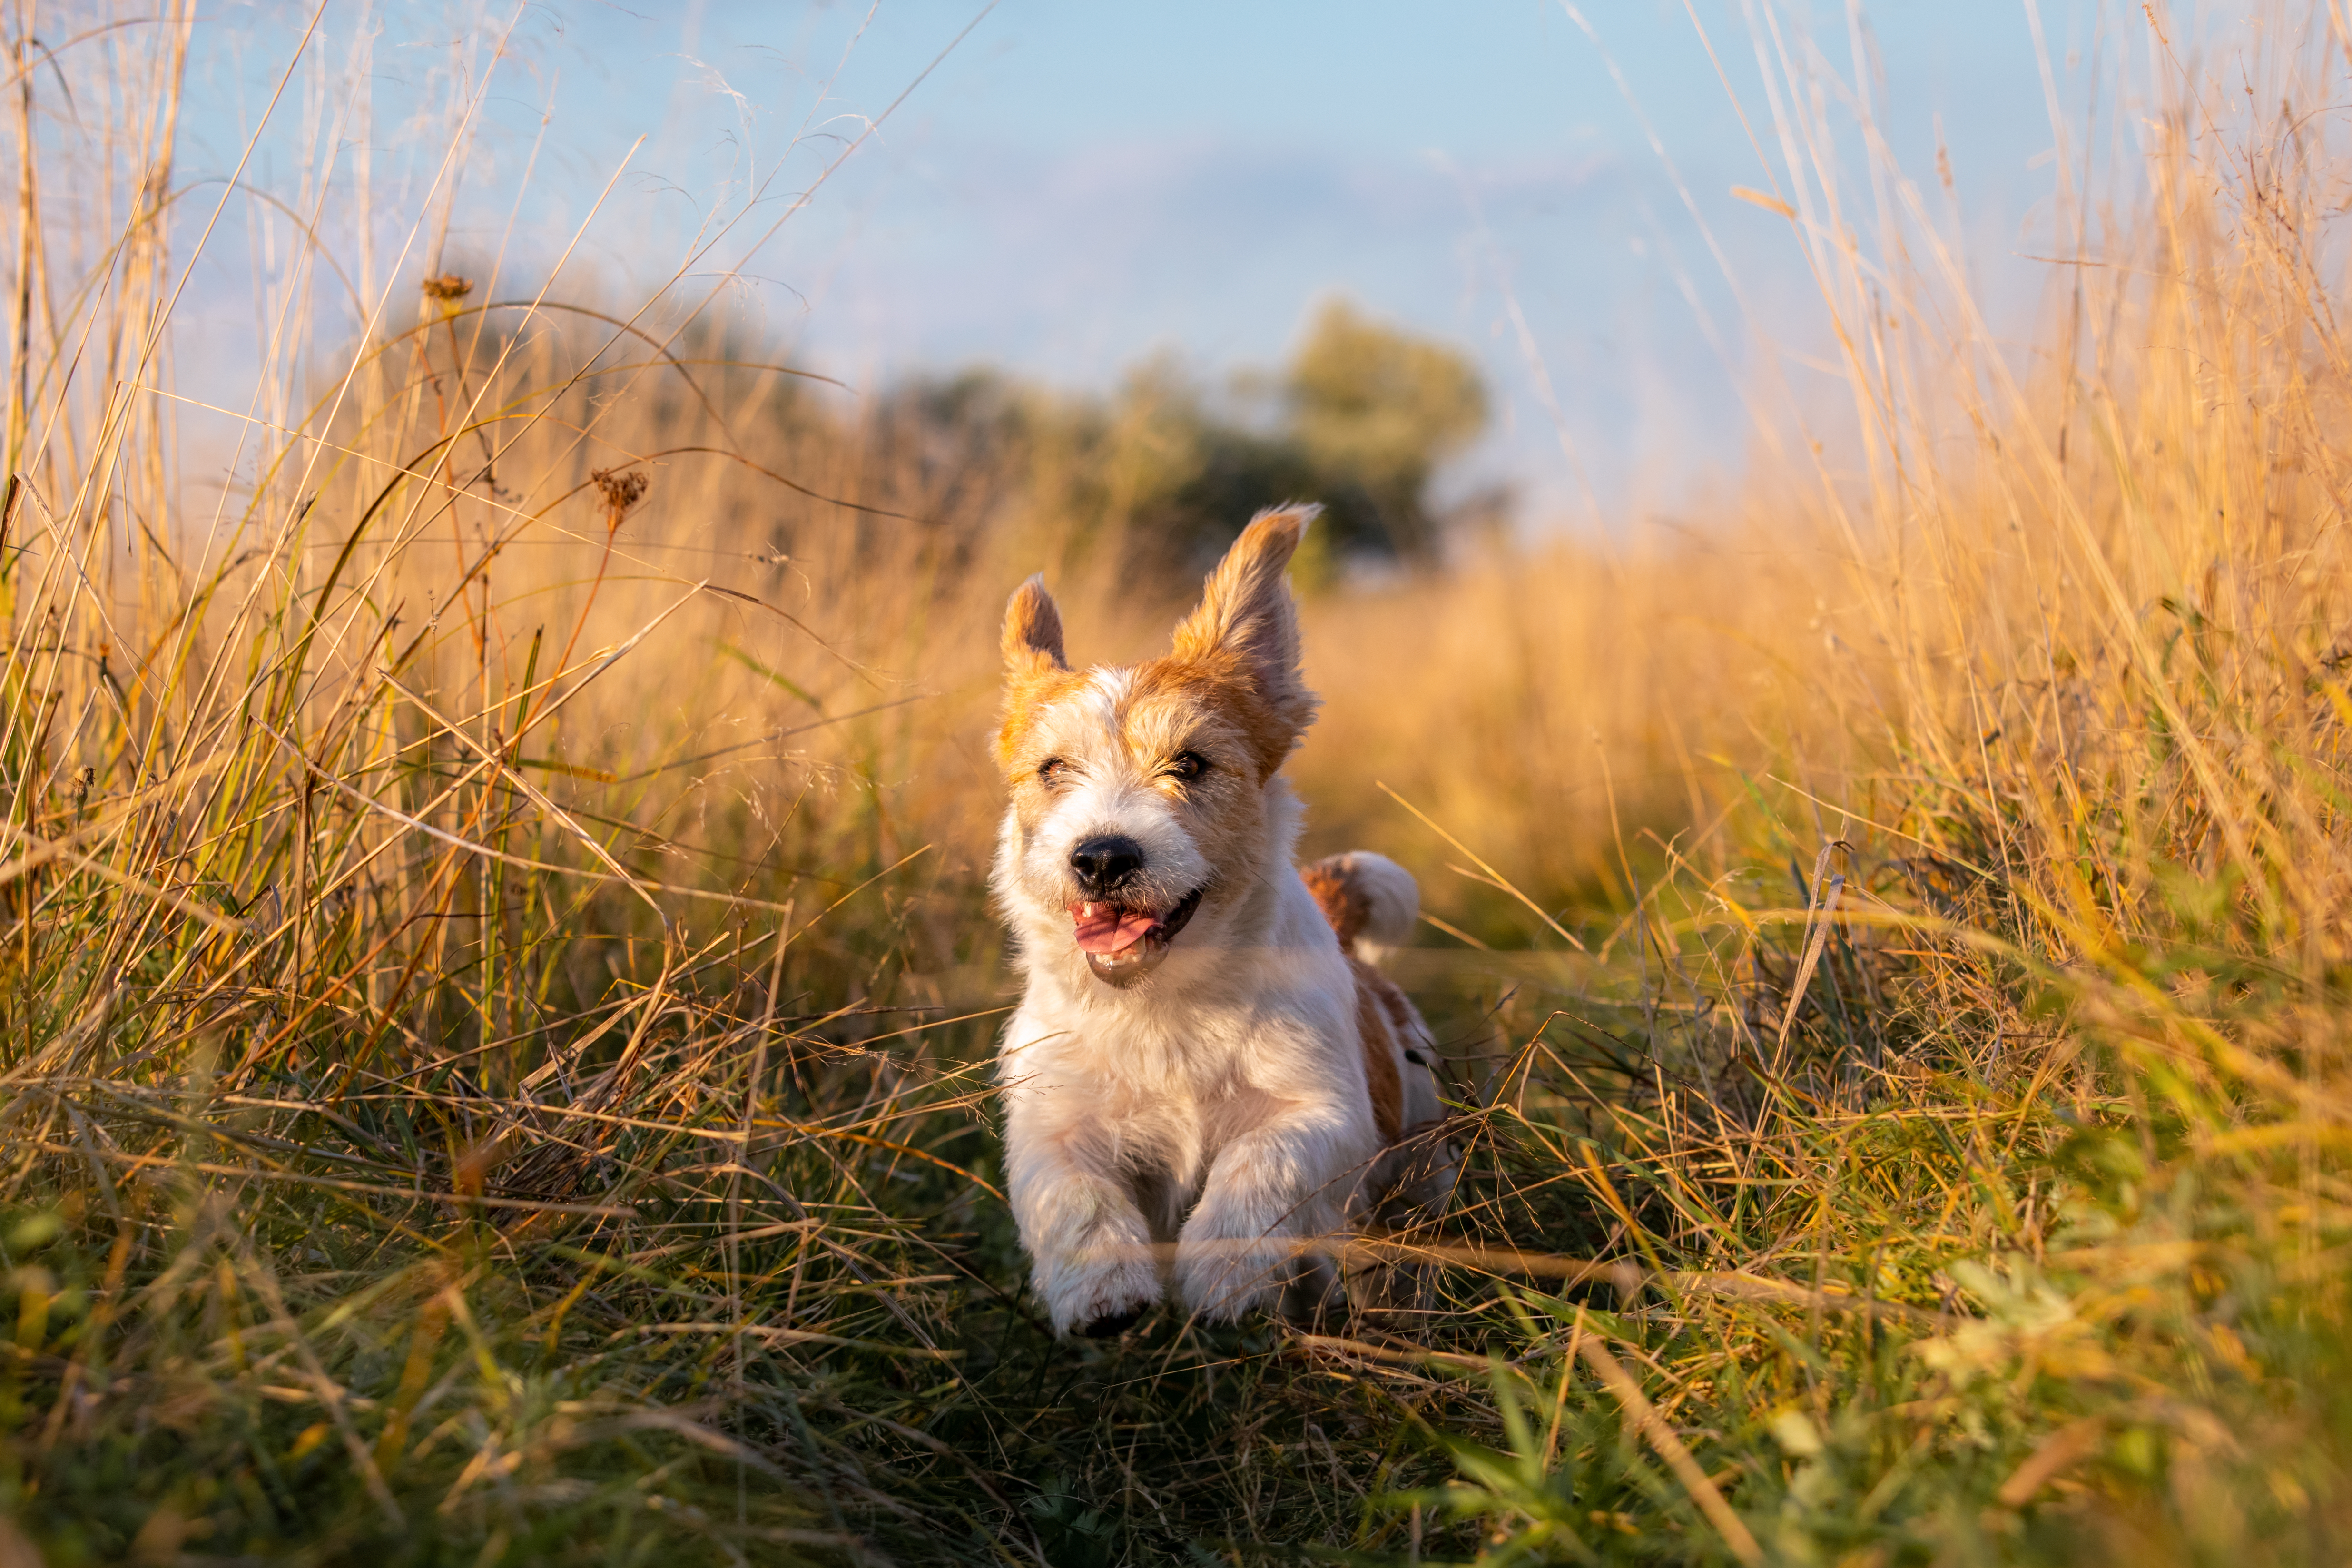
[1002,574,1067,676]
[1171,505,1320,761]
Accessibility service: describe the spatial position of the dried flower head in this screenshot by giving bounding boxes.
[593,466,650,522]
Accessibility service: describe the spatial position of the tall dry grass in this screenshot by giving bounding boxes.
[6,2,2352,1564]
[1386,11,2352,1564]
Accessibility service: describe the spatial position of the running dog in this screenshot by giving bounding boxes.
[991,505,1454,1337]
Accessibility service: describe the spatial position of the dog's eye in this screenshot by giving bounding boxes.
[1037,757,1068,785]
[1164,751,1209,782]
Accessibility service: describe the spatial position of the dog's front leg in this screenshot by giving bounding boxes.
[1004,1085,1160,1338]
[1174,1100,1358,1324]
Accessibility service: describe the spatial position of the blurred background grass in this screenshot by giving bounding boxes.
[7,2,2352,1565]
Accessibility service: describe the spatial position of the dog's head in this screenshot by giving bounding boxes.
[992,507,1321,988]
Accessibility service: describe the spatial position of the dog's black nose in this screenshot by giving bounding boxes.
[1071,835,1146,896]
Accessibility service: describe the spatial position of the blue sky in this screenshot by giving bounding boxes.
[172,0,2121,523]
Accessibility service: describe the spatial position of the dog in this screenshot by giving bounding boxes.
[990,505,1455,1338]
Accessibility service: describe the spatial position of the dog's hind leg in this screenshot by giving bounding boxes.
[1348,1051,1459,1319]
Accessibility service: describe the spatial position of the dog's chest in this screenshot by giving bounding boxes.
[1031,989,1290,1147]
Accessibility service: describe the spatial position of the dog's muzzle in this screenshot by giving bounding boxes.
[1069,886,1204,987]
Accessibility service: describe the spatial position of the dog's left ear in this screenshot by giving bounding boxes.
[1172,505,1321,767]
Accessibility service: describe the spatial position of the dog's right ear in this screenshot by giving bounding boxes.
[1002,574,1067,676]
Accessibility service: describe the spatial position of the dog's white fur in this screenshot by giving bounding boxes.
[990,507,1450,1337]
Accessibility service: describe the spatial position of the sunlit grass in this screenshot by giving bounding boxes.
[5,4,2352,1565]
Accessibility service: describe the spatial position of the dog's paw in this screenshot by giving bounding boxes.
[1043,1254,1161,1340]
[1077,1302,1146,1338]
[1172,1239,1289,1324]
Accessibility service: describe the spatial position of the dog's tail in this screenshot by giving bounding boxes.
[1300,851,1419,968]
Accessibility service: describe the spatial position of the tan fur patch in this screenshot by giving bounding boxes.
[1351,957,1405,1142]
[994,666,1087,770]
[1123,651,1300,783]
[1300,857,1371,952]
[1374,976,1426,1075]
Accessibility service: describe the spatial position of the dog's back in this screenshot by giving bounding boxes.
[1300,852,1456,1221]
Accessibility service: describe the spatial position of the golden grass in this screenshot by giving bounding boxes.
[5,4,2352,1564]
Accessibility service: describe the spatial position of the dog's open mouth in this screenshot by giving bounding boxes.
[1068,887,1203,986]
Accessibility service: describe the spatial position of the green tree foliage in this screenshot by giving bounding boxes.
[1282,296,1489,558]
[851,298,1494,582]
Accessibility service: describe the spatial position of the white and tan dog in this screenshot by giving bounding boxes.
[991,506,1454,1338]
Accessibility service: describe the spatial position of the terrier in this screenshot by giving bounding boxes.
[990,506,1454,1337]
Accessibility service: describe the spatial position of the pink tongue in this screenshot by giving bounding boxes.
[1070,903,1160,955]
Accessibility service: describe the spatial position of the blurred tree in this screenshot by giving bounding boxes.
[778,296,1493,587]
[1102,354,1328,575]
[1280,297,1488,559]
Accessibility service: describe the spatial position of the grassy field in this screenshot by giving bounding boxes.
[7,5,2352,1565]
